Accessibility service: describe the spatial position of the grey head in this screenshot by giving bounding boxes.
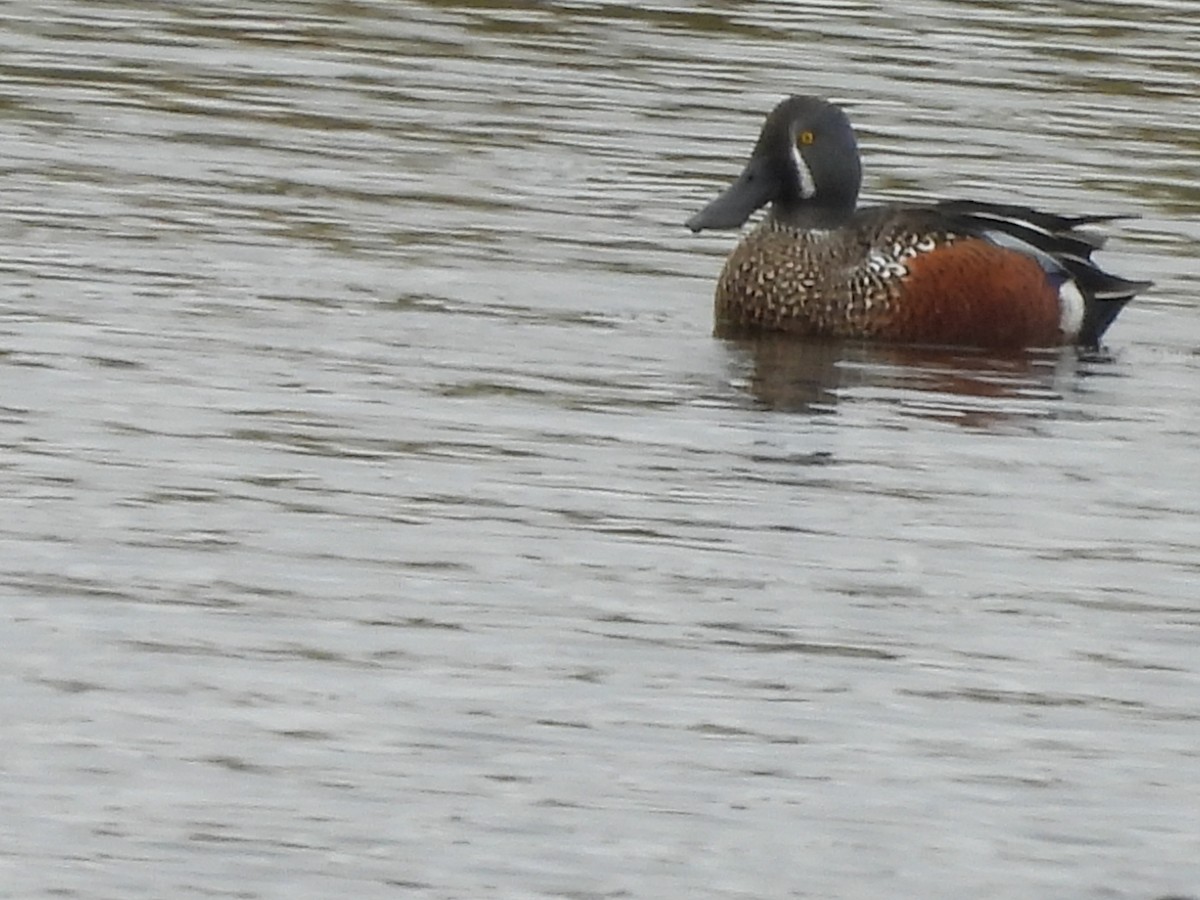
[686,95,862,232]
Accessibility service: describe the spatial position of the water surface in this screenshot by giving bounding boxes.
[2,2,1199,898]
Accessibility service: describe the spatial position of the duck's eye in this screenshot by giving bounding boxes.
[797,130,815,147]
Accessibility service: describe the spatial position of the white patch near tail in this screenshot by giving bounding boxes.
[1058,280,1086,338]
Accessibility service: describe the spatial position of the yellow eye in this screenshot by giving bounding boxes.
[797,130,815,146]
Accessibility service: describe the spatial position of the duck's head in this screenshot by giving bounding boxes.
[686,95,862,233]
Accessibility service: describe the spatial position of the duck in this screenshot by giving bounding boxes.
[686,95,1150,348]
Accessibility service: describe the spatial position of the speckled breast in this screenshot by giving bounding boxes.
[712,222,915,338]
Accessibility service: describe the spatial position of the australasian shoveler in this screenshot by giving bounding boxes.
[686,96,1150,348]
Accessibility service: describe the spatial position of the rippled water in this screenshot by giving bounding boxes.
[3,2,1199,898]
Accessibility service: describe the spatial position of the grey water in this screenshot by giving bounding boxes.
[2,2,1198,898]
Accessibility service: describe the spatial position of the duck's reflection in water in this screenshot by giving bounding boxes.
[722,333,1110,426]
